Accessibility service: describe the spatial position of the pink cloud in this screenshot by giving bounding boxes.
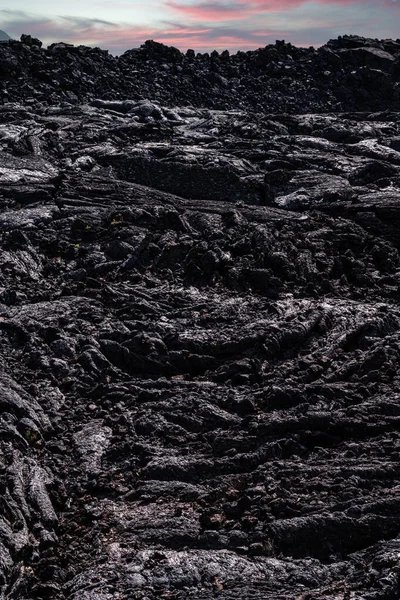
[2,9,279,52]
[166,0,399,22]
[2,1,399,55]
[72,24,270,51]
[166,1,260,20]
[2,13,218,52]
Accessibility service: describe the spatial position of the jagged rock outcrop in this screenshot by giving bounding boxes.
[0,34,400,112]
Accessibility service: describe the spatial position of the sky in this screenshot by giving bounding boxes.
[1,1,399,55]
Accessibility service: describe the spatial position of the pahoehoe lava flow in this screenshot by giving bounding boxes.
[0,33,400,599]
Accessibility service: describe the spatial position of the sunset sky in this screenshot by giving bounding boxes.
[1,1,399,55]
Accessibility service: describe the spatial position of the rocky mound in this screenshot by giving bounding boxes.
[0,34,399,112]
[0,36,400,600]
[0,30,11,42]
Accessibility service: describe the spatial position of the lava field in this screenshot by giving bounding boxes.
[0,34,400,600]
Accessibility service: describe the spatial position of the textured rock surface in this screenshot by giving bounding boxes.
[1,34,400,112]
[0,36,400,600]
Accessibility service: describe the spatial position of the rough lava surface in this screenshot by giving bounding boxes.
[0,34,399,600]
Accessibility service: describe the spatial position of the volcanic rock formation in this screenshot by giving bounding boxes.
[0,35,399,600]
[0,31,11,42]
[0,34,399,111]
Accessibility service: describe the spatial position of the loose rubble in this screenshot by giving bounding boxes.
[0,34,400,112]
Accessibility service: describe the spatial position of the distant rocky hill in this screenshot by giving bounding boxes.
[0,29,11,41]
[0,34,399,112]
